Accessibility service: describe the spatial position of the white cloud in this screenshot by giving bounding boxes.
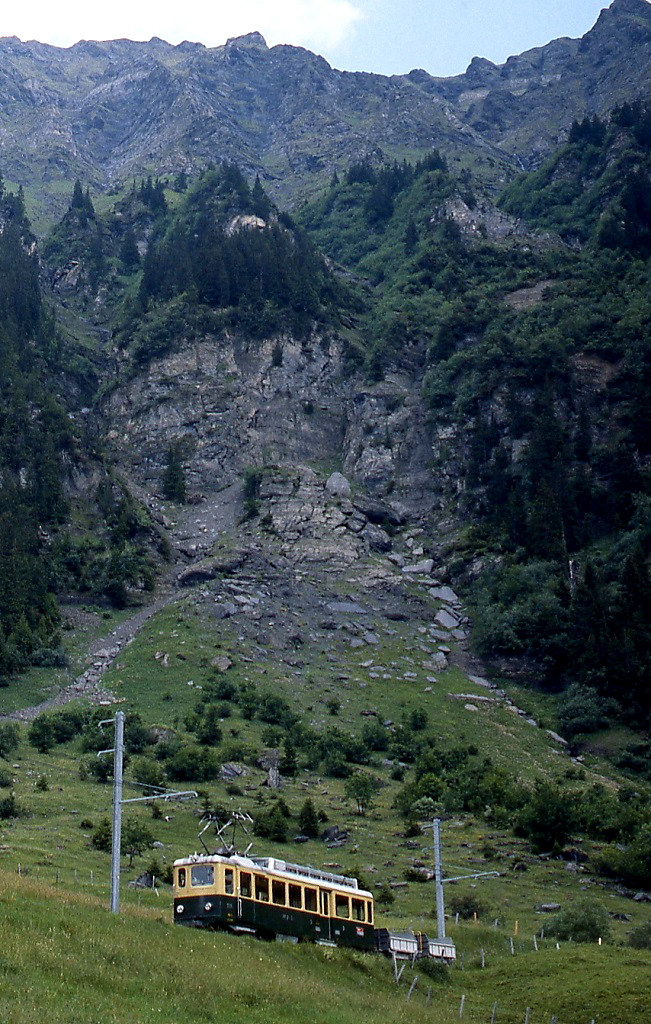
[0,0,365,53]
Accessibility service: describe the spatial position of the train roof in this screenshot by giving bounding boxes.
[173,851,372,896]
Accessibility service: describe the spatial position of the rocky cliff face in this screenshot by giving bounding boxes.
[2,0,651,222]
[103,323,437,571]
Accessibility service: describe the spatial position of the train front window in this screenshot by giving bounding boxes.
[352,898,365,922]
[240,872,252,898]
[177,868,186,889]
[190,864,214,887]
[304,887,317,912]
[272,880,286,905]
[288,884,302,909]
[335,894,350,919]
[225,869,234,895]
[255,875,269,902]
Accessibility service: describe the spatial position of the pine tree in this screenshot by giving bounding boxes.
[297,797,319,838]
[162,445,186,503]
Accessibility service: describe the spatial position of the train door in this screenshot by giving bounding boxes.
[223,867,236,927]
[320,889,332,941]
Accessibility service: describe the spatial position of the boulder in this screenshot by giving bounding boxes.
[353,496,401,526]
[429,586,460,605]
[402,558,434,575]
[177,564,217,586]
[435,608,459,630]
[326,472,351,497]
[362,523,392,552]
[211,655,233,673]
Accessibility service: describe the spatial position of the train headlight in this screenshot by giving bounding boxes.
[204,902,212,911]
[176,904,184,914]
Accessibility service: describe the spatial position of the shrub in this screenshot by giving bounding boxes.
[0,722,19,759]
[121,818,155,865]
[545,900,611,943]
[595,822,651,888]
[629,923,651,949]
[375,883,395,907]
[254,803,288,842]
[515,781,578,852]
[448,893,487,920]
[91,816,112,852]
[557,683,617,738]
[28,716,56,753]
[0,792,25,819]
[130,755,166,791]
[418,959,451,984]
[165,744,219,782]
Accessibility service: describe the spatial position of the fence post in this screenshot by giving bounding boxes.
[459,994,466,1019]
[480,948,485,968]
[407,977,418,1001]
[491,1002,498,1024]
[533,936,538,952]
[524,1008,530,1024]
[510,938,515,956]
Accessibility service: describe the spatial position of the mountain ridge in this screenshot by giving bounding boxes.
[2,0,651,224]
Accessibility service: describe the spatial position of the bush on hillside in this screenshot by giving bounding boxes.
[544,900,611,943]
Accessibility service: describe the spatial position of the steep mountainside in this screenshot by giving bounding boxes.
[2,0,651,223]
[4,15,651,1010]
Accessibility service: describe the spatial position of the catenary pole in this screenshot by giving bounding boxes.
[433,817,446,941]
[110,711,125,914]
[100,711,197,914]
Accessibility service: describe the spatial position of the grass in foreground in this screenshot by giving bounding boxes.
[1,871,650,1024]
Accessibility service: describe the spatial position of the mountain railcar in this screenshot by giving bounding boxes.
[173,852,376,950]
[173,852,457,962]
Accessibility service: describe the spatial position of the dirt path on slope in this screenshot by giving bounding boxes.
[0,478,243,723]
[0,588,182,722]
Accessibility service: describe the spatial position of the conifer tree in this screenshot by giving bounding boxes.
[162,445,186,503]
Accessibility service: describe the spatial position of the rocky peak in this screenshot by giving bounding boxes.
[2,3,651,223]
[225,32,268,49]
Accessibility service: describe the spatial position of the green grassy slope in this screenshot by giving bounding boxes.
[1,871,650,1024]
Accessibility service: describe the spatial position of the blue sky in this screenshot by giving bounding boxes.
[0,1,625,77]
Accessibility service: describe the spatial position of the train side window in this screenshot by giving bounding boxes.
[255,875,269,902]
[352,898,365,922]
[225,868,234,895]
[240,872,252,898]
[177,868,186,889]
[335,894,350,919]
[191,864,214,887]
[367,902,373,925]
[320,890,330,916]
[304,887,317,912]
[288,884,302,909]
[272,880,286,905]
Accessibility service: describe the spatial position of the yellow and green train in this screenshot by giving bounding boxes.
[172,851,376,946]
[173,852,375,949]
[173,851,457,962]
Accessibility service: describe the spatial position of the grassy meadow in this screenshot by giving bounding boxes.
[1,593,651,1022]
[0,871,650,1024]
